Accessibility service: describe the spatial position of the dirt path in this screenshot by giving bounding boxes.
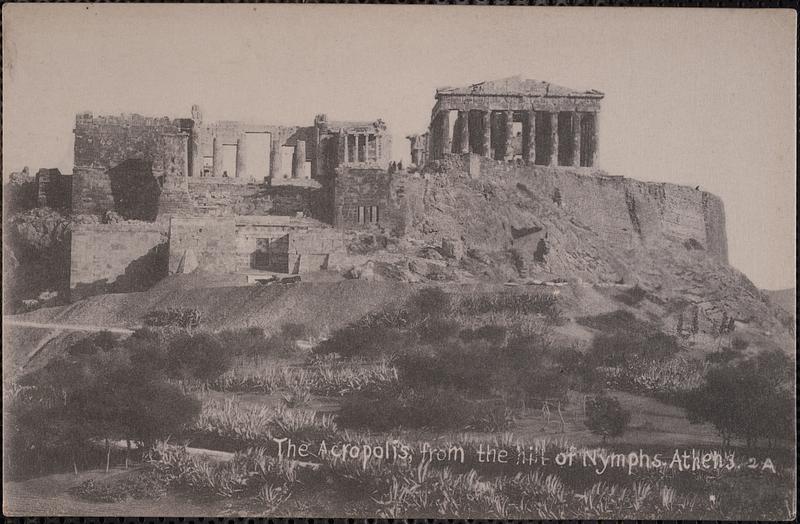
[2,318,135,335]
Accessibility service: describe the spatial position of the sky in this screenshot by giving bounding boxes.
[2,5,796,289]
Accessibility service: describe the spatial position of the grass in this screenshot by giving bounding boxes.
[189,398,338,450]
[137,435,795,519]
[209,357,398,396]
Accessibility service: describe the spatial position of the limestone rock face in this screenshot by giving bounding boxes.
[382,159,789,345]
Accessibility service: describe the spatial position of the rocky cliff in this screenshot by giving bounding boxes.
[372,154,791,349]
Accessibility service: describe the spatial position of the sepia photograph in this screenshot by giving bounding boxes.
[2,4,796,519]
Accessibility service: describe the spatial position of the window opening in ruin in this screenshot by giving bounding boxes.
[468,110,484,154]
[580,114,595,167]
[253,237,289,272]
[447,110,458,154]
[348,136,357,163]
[557,112,573,166]
[222,144,237,178]
[202,156,213,177]
[511,120,523,161]
[357,135,367,162]
[245,132,271,182]
[534,112,551,165]
[491,112,504,160]
[367,135,376,162]
[280,146,294,178]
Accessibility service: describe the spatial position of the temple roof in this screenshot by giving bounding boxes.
[436,76,603,98]
[328,119,387,132]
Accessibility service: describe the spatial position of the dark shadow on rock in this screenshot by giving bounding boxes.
[108,159,161,221]
[69,244,167,301]
[113,243,169,293]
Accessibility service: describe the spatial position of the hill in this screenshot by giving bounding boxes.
[763,288,795,317]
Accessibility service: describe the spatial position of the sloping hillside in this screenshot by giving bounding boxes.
[764,288,796,317]
[390,159,793,349]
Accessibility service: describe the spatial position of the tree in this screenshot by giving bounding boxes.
[585,393,631,443]
[685,350,793,448]
[11,330,201,476]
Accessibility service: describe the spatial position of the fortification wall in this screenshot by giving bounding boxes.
[333,167,392,229]
[70,222,168,300]
[36,172,72,210]
[72,114,191,219]
[466,156,728,263]
[169,216,344,275]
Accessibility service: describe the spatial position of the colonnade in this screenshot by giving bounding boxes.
[341,132,380,163]
[431,109,598,167]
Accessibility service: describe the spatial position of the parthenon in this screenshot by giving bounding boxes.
[427,76,603,167]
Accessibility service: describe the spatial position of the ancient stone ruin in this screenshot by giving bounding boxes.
[424,76,601,166]
[32,75,727,301]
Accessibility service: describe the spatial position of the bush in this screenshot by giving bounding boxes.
[585,393,631,443]
[73,470,168,502]
[314,324,411,358]
[410,287,451,319]
[337,385,511,432]
[456,291,558,316]
[395,342,498,394]
[143,307,202,329]
[614,285,648,306]
[684,350,793,448]
[418,317,460,343]
[66,330,122,356]
[577,310,654,334]
[588,331,681,367]
[216,327,269,357]
[165,332,231,381]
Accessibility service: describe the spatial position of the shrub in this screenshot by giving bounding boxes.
[410,287,451,319]
[459,325,508,344]
[418,317,460,343]
[394,342,498,394]
[314,324,410,358]
[456,291,559,317]
[165,332,232,381]
[577,310,654,334]
[216,327,269,357]
[143,307,202,329]
[280,322,310,340]
[685,350,793,448]
[588,331,680,367]
[585,393,631,443]
[65,330,121,356]
[614,285,648,306]
[337,386,511,432]
[73,469,169,502]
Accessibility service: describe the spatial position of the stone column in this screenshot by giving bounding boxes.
[342,133,349,163]
[236,134,247,179]
[525,110,536,164]
[591,112,599,167]
[212,136,223,177]
[292,140,306,178]
[270,139,282,180]
[190,127,201,178]
[481,111,491,158]
[549,112,559,166]
[503,110,514,160]
[571,112,582,167]
[441,111,451,157]
[367,134,374,161]
[457,111,470,153]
